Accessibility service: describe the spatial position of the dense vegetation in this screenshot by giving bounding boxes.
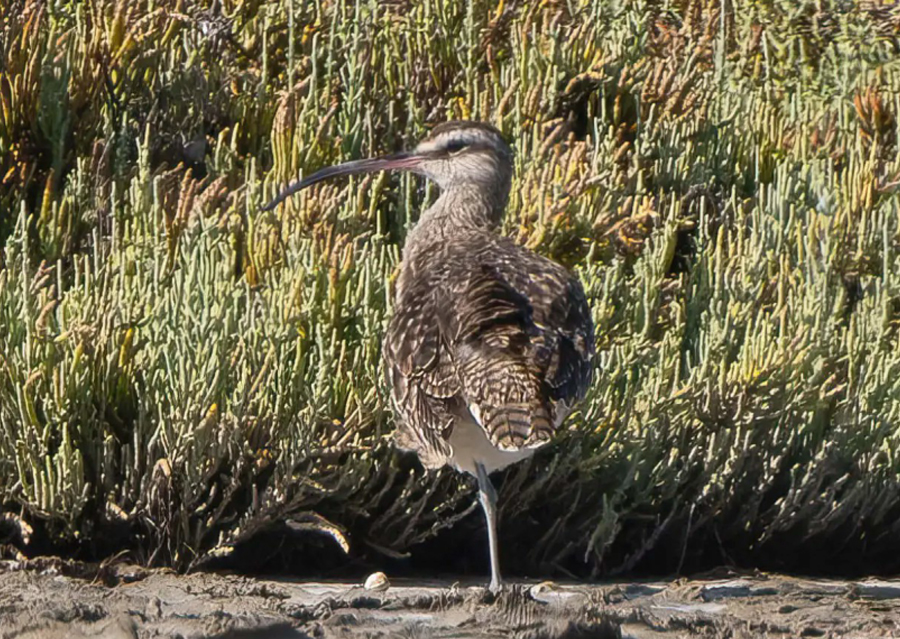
[1,0,899,578]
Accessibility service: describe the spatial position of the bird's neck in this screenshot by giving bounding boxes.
[396,186,508,300]
[406,186,506,250]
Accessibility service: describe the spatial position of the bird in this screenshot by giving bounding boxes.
[263,121,595,592]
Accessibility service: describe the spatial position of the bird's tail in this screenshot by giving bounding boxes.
[472,395,554,451]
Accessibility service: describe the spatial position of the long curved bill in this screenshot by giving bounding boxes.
[261,152,424,211]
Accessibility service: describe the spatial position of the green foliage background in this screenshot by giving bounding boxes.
[1,0,899,576]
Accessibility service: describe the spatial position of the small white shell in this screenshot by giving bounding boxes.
[529,581,557,598]
[364,571,390,592]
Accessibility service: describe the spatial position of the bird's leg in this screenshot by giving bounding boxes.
[475,462,501,593]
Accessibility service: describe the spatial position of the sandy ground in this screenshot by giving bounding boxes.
[0,559,898,638]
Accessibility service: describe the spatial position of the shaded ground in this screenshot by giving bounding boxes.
[0,559,898,638]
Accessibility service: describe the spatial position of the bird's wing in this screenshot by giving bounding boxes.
[491,240,595,408]
[383,276,459,467]
[438,239,595,451]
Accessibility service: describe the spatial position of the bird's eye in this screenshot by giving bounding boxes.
[443,139,469,154]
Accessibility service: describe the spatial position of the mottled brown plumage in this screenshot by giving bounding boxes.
[385,232,593,462]
[263,121,595,592]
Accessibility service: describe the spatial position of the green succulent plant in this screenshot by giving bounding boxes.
[0,0,898,575]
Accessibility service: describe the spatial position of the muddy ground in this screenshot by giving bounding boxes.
[0,559,898,638]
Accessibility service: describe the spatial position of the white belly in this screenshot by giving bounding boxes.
[447,417,535,476]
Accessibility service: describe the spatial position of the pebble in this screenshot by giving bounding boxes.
[364,572,390,592]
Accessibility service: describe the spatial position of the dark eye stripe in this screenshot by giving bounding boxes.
[443,140,469,153]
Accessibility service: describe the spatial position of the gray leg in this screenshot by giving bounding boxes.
[475,462,501,593]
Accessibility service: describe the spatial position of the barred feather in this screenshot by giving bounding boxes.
[385,231,594,464]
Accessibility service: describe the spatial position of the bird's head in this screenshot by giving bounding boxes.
[410,121,513,191]
[262,121,513,211]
